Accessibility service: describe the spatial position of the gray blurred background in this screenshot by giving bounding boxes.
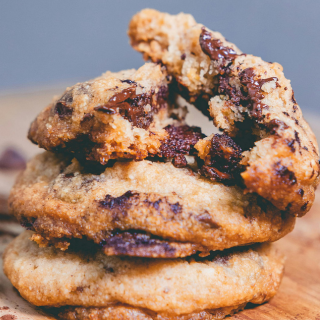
[0,0,319,113]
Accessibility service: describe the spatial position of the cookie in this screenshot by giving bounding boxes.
[28,63,187,165]
[129,9,320,216]
[9,152,295,257]
[3,231,284,318]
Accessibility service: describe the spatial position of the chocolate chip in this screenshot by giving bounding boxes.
[274,162,297,186]
[55,102,73,118]
[239,68,277,120]
[170,202,182,214]
[94,105,116,114]
[99,191,138,210]
[199,134,242,183]
[181,53,186,60]
[0,148,26,170]
[267,119,289,134]
[95,86,169,129]
[100,231,177,258]
[298,189,304,197]
[120,79,137,85]
[158,125,205,159]
[199,27,237,63]
[172,155,187,168]
[301,202,309,211]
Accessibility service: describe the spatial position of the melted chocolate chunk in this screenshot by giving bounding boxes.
[201,165,233,182]
[239,68,278,120]
[199,134,242,182]
[158,125,206,166]
[0,148,26,170]
[100,231,177,258]
[99,191,138,210]
[172,155,187,168]
[199,27,237,69]
[95,86,168,129]
[120,79,137,85]
[54,89,75,118]
[274,162,297,186]
[218,75,243,105]
[181,53,186,60]
[59,89,74,105]
[55,102,73,118]
[99,191,139,221]
[217,69,278,121]
[19,216,36,230]
[266,119,289,134]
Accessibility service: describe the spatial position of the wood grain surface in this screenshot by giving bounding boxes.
[0,87,319,320]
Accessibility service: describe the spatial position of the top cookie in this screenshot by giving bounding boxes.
[28,63,182,165]
[128,9,241,116]
[129,9,320,216]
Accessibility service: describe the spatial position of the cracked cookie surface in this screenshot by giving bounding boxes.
[9,152,295,257]
[129,9,320,216]
[4,231,284,317]
[28,63,183,165]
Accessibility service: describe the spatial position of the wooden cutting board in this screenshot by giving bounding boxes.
[0,88,320,320]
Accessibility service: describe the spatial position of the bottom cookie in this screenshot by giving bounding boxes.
[3,231,285,318]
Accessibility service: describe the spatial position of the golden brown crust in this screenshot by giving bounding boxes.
[129,9,320,216]
[128,9,241,110]
[9,152,295,257]
[3,232,284,314]
[58,304,247,320]
[28,63,180,165]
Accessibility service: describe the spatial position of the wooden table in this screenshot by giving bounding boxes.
[0,87,320,320]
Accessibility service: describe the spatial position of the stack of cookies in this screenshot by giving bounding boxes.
[3,9,319,320]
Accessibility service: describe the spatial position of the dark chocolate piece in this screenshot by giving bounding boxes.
[199,134,242,182]
[95,86,169,129]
